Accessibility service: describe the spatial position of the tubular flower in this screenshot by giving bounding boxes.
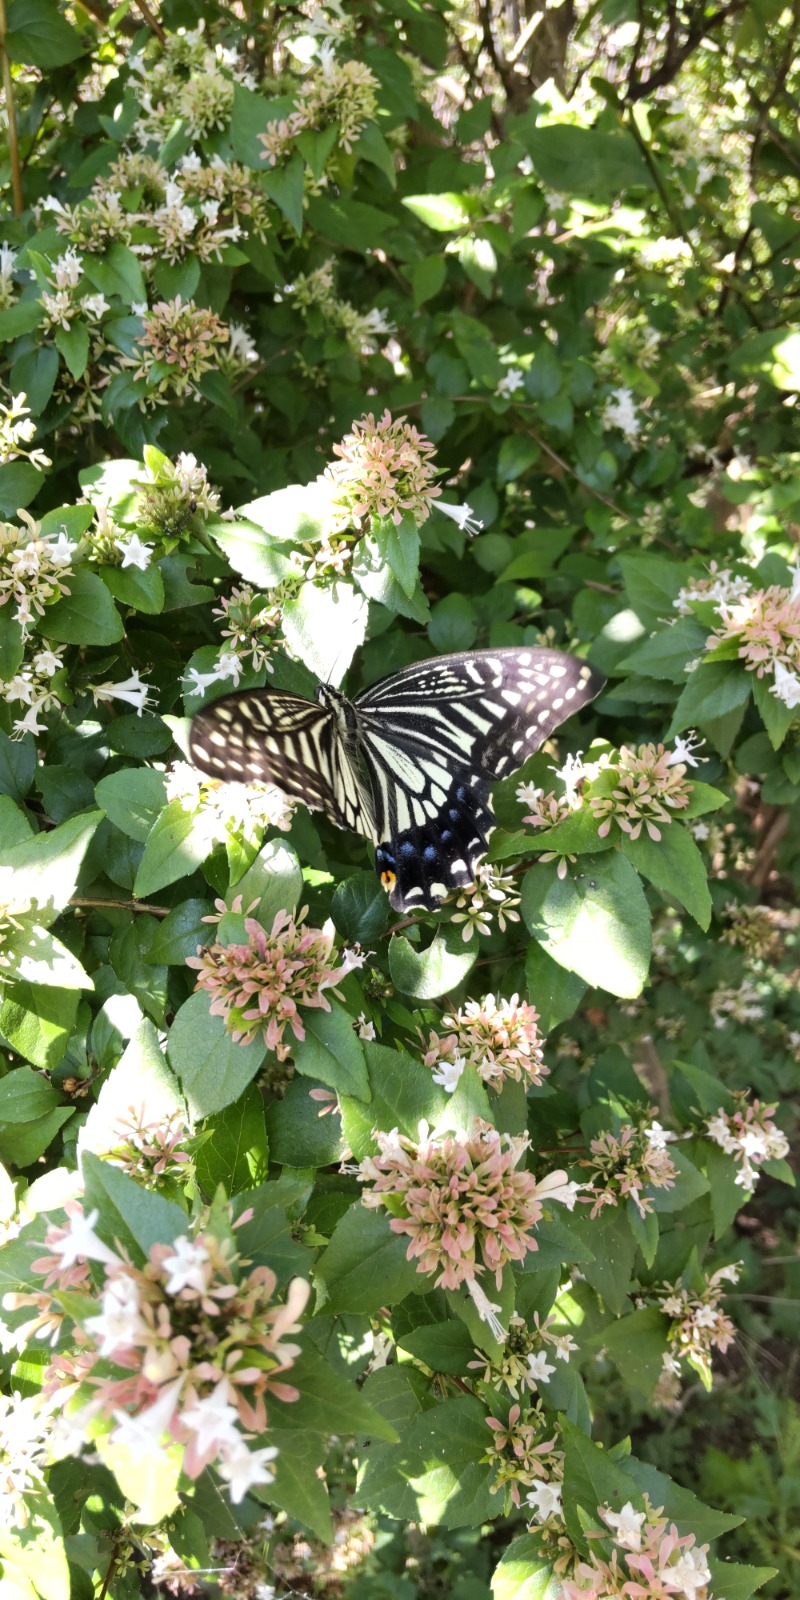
[325,409,441,529]
[360,1120,547,1290]
[187,904,364,1058]
[589,743,693,842]
[422,992,547,1092]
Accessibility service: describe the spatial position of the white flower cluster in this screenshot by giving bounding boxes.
[0,392,51,471]
[710,975,765,1029]
[0,242,17,310]
[0,1391,54,1530]
[602,385,642,442]
[165,760,295,841]
[706,1105,789,1193]
[3,645,64,739]
[39,246,109,331]
[0,511,76,638]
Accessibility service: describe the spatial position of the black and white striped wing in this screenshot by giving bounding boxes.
[354,648,602,912]
[189,689,375,837]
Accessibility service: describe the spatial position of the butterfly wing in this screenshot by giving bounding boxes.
[354,648,603,911]
[189,688,375,837]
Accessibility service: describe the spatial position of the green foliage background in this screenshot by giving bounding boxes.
[0,0,798,1595]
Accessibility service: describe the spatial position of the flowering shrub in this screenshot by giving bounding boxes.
[0,2,796,1597]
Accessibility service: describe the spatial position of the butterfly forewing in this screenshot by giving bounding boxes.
[189,688,375,837]
[354,649,603,911]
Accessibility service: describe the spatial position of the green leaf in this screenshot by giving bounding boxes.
[0,730,36,801]
[79,1020,185,1163]
[0,1486,70,1600]
[524,125,652,197]
[133,800,216,897]
[102,562,165,615]
[409,254,447,306]
[524,940,586,1033]
[492,1535,560,1600]
[6,0,85,66]
[262,149,306,234]
[54,320,89,380]
[402,192,473,230]
[271,1346,399,1441]
[619,617,709,683]
[281,580,368,685]
[268,1429,333,1542]
[264,1073,344,1167]
[0,810,104,925]
[357,1395,495,1528]
[561,1419,645,1549]
[15,927,93,990]
[293,1000,370,1100]
[752,670,797,749]
[39,569,124,646]
[521,854,651,998]
[428,592,478,652]
[375,515,420,599]
[618,551,684,627]
[95,768,168,844]
[315,1202,422,1315]
[331,871,389,944]
[145,898,214,965]
[389,927,477,999]
[235,479,336,544]
[566,1206,635,1315]
[341,1041,445,1159]
[0,1065,60,1121]
[621,824,712,928]
[231,838,303,924]
[194,1082,270,1194]
[595,1306,667,1397]
[669,662,752,740]
[81,1151,186,1261]
[83,242,147,306]
[167,992,268,1119]
[0,981,78,1072]
[0,460,44,514]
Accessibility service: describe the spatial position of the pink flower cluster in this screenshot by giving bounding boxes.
[657,1262,740,1387]
[359,1122,544,1290]
[708,584,800,676]
[582,1118,677,1218]
[187,905,364,1059]
[589,744,693,842]
[706,1095,789,1193]
[422,992,547,1092]
[483,1399,563,1509]
[325,409,441,528]
[562,1498,716,1600]
[10,1202,309,1504]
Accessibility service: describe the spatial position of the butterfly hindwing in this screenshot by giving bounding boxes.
[189,688,375,836]
[354,648,603,910]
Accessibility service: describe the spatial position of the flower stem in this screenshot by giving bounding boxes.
[0,0,23,216]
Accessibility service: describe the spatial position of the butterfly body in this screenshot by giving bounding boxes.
[190,647,603,912]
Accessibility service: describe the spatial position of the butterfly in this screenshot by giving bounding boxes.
[189,648,604,913]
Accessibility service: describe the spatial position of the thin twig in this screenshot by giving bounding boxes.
[133,0,166,43]
[70,896,171,918]
[0,0,24,216]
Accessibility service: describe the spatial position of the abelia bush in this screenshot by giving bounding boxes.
[0,1,797,1597]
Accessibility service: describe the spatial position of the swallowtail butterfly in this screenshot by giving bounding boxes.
[190,649,604,913]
